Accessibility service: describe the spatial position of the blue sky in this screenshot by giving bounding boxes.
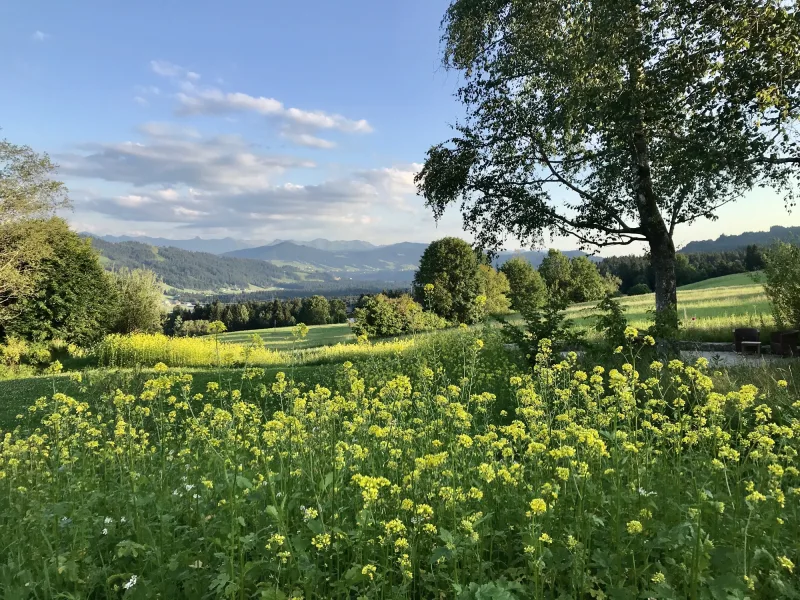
[2,0,798,250]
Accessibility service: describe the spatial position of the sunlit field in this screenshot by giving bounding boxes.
[210,322,355,349]
[565,279,773,342]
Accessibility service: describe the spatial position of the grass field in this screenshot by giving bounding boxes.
[210,322,355,349]
[564,276,773,342]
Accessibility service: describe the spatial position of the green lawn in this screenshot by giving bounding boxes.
[210,322,355,349]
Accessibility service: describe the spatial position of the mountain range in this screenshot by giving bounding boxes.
[85,224,798,299]
[90,234,378,255]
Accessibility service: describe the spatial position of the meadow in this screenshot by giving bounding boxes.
[0,327,798,599]
[564,276,774,343]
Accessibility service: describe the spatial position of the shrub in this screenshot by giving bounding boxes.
[763,241,800,328]
[353,294,447,338]
[627,282,652,296]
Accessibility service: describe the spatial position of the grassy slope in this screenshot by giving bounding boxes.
[678,271,763,290]
[565,277,772,342]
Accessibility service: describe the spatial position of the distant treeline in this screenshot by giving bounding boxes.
[165,295,360,336]
[175,281,410,304]
[598,246,764,294]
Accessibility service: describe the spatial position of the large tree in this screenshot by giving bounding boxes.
[416,0,800,322]
[413,237,481,323]
[0,138,69,320]
[5,220,117,345]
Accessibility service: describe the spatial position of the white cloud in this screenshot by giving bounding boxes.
[133,96,149,106]
[148,58,372,146]
[64,127,425,235]
[59,124,315,192]
[150,60,191,78]
[283,132,337,149]
[174,86,372,134]
[32,30,49,42]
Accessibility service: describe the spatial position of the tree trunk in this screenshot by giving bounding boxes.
[631,128,679,326]
[648,228,678,314]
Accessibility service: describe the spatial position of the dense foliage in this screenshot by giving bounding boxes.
[763,241,800,329]
[413,237,482,323]
[111,268,164,334]
[3,220,117,345]
[538,250,615,304]
[0,138,69,321]
[500,256,547,315]
[2,331,798,598]
[352,294,448,338]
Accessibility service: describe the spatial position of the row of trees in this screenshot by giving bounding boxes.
[166,295,349,336]
[407,237,615,329]
[1,138,163,346]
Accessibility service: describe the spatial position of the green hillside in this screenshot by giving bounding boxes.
[87,237,329,292]
[678,271,763,290]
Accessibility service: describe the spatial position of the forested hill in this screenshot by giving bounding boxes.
[86,237,327,292]
[680,226,800,253]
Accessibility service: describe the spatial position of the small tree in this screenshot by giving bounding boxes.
[745,245,765,272]
[500,256,547,316]
[5,219,117,345]
[329,298,348,324]
[112,268,163,334]
[569,256,607,303]
[763,241,800,329]
[413,237,480,323]
[538,249,573,302]
[476,264,511,315]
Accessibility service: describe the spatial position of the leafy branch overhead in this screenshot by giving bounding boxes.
[417,0,800,315]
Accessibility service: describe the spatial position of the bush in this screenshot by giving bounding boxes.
[763,241,800,328]
[353,294,447,338]
[627,282,652,296]
[593,294,628,349]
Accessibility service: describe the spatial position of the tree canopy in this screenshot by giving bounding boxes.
[4,219,117,345]
[412,237,481,323]
[0,138,70,319]
[417,0,800,321]
[500,256,547,316]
